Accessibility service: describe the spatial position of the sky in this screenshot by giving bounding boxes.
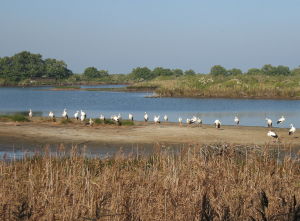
[1,0,300,74]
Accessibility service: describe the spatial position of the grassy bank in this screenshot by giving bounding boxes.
[0,145,299,220]
[132,74,300,99]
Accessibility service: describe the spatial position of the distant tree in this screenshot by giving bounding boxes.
[210,65,228,76]
[0,51,72,82]
[152,67,173,77]
[184,69,196,75]
[172,69,184,76]
[227,68,242,75]
[247,68,261,75]
[98,70,109,77]
[45,58,72,79]
[275,65,290,75]
[83,67,100,78]
[130,67,153,80]
[261,64,290,76]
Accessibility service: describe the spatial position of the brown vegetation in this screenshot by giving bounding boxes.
[0,144,300,220]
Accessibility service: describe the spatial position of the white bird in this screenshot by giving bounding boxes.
[196,117,202,125]
[74,111,79,120]
[265,118,272,128]
[277,116,285,124]
[234,116,239,125]
[164,115,168,122]
[267,131,278,139]
[128,113,133,121]
[112,114,121,124]
[154,115,160,124]
[186,118,194,124]
[178,117,182,125]
[99,114,105,121]
[80,110,86,121]
[191,116,197,123]
[28,109,32,118]
[80,114,86,122]
[89,118,94,126]
[214,119,221,128]
[144,112,149,122]
[49,111,55,121]
[289,124,296,135]
[62,108,68,119]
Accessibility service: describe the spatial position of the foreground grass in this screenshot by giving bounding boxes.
[132,74,300,99]
[0,145,300,220]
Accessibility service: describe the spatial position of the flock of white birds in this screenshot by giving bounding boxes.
[28,109,296,140]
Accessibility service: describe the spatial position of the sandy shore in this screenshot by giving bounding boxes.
[0,118,298,149]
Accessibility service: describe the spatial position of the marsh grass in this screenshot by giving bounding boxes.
[0,114,29,122]
[134,74,300,99]
[60,118,73,124]
[0,144,300,220]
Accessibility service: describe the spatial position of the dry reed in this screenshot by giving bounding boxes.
[0,144,300,220]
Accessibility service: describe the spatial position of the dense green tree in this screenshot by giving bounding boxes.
[152,67,173,77]
[83,67,100,78]
[45,59,72,79]
[0,51,72,82]
[172,69,184,76]
[130,67,153,80]
[261,64,290,76]
[275,65,290,75]
[247,68,261,75]
[210,65,228,76]
[227,68,243,75]
[184,69,196,75]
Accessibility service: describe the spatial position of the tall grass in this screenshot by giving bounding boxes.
[0,144,299,220]
[133,74,300,99]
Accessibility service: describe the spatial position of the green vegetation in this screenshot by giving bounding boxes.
[0,145,299,220]
[0,51,72,85]
[131,65,300,99]
[0,114,29,122]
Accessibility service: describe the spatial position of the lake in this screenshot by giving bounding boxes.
[0,85,299,127]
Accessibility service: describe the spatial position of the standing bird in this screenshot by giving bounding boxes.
[144,112,149,122]
[128,113,133,121]
[214,119,221,129]
[277,116,285,124]
[49,111,55,121]
[178,117,182,125]
[234,116,239,126]
[267,131,278,139]
[289,124,296,135]
[74,111,79,120]
[99,114,105,121]
[265,118,272,128]
[62,108,68,119]
[196,117,203,126]
[154,115,160,124]
[164,115,168,122]
[28,109,33,119]
[80,110,86,121]
[89,118,94,126]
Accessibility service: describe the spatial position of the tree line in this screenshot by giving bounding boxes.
[1,51,300,83]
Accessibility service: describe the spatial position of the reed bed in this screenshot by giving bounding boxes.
[133,74,300,99]
[0,144,300,220]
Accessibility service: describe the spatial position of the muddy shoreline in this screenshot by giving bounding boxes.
[0,119,298,150]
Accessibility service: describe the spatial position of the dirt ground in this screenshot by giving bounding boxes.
[0,117,298,149]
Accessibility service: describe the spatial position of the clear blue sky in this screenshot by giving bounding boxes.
[1,0,299,74]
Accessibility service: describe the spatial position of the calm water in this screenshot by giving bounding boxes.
[0,85,299,127]
[1,85,300,159]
